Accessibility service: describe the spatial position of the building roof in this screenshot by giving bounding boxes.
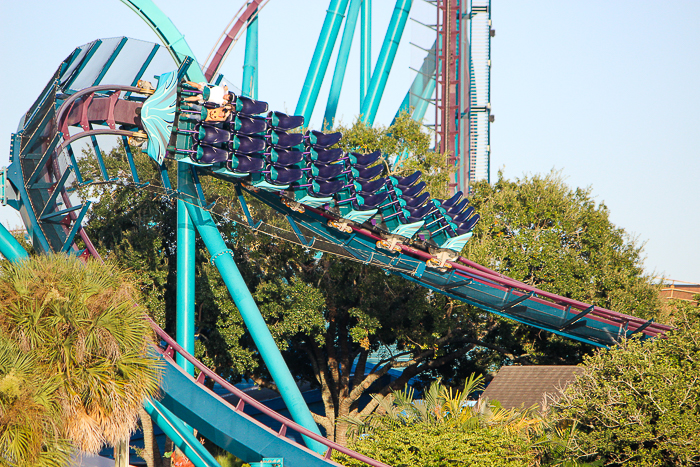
[480,365,583,411]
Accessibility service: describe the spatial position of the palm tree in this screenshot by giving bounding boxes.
[0,254,163,455]
[0,335,73,466]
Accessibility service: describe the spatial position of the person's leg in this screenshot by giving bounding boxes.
[182,95,204,104]
[183,81,204,90]
[181,104,204,122]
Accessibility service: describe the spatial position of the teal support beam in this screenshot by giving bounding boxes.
[179,171,325,453]
[241,8,259,99]
[323,0,361,130]
[176,164,196,376]
[360,0,371,104]
[360,0,412,125]
[144,399,220,467]
[295,0,350,124]
[0,223,29,262]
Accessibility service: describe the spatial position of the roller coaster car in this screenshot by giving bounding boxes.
[353,177,387,193]
[267,148,304,166]
[348,150,382,167]
[266,166,304,185]
[232,95,269,115]
[404,191,430,208]
[395,180,426,198]
[267,130,304,149]
[267,111,304,131]
[352,164,384,182]
[306,147,344,164]
[227,135,266,154]
[446,206,475,224]
[193,144,231,164]
[224,115,268,135]
[305,130,342,149]
[227,154,266,174]
[389,170,422,189]
[310,162,346,181]
[454,213,481,235]
[440,190,464,208]
[195,124,232,144]
[355,191,390,210]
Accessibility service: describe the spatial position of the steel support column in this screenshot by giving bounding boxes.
[176,165,196,376]
[241,7,259,99]
[295,0,350,123]
[360,0,412,125]
[180,170,325,453]
[323,0,362,129]
[360,0,371,104]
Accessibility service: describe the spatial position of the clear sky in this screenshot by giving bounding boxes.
[0,0,698,283]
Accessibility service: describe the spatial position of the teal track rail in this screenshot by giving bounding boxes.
[152,320,390,467]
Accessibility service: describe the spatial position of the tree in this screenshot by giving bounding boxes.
[551,300,700,466]
[0,255,162,455]
[333,376,540,467]
[77,118,663,445]
[0,336,73,467]
[441,170,664,374]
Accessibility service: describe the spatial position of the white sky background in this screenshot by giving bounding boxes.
[0,0,698,283]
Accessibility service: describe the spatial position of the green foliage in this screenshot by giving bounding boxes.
[334,422,535,467]
[0,336,73,467]
[552,300,700,466]
[439,170,664,372]
[335,376,539,466]
[0,255,162,454]
[466,170,660,318]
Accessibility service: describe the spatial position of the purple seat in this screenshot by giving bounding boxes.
[455,214,481,235]
[194,144,230,164]
[227,154,266,173]
[307,148,344,164]
[227,135,266,154]
[268,111,304,131]
[268,130,304,149]
[354,178,387,193]
[405,204,434,220]
[268,149,304,166]
[305,130,342,149]
[350,150,382,168]
[311,179,346,197]
[405,203,436,217]
[353,164,383,181]
[225,116,268,135]
[404,192,430,208]
[195,124,232,144]
[399,181,426,198]
[268,166,303,184]
[444,199,469,216]
[391,171,422,188]
[234,95,268,115]
[311,162,346,180]
[450,206,475,224]
[356,191,390,209]
[441,191,464,208]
